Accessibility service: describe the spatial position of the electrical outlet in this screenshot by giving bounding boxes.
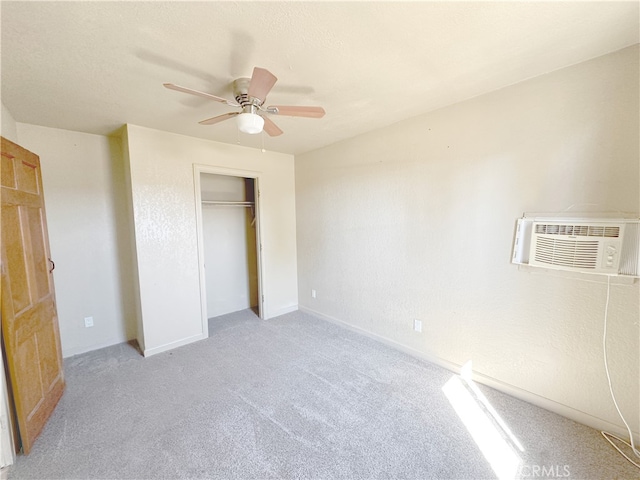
[413,319,422,333]
[84,316,94,328]
[311,289,317,299]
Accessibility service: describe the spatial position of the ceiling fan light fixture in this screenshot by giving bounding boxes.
[236,112,264,134]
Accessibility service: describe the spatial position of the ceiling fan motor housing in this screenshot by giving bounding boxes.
[233,78,262,110]
[233,78,264,133]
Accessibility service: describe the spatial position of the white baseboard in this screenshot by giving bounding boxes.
[299,306,638,439]
[62,335,133,358]
[143,332,207,357]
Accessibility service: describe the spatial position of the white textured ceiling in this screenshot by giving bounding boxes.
[1,1,638,155]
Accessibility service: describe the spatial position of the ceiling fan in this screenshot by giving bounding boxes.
[164,67,325,137]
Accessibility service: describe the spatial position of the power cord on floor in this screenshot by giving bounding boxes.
[601,274,640,469]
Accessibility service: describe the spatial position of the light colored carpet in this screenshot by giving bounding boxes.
[8,309,638,479]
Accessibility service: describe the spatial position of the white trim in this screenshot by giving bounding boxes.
[299,306,638,439]
[0,346,15,468]
[143,333,206,357]
[62,336,133,358]
[193,166,209,339]
[193,164,263,179]
[193,164,266,339]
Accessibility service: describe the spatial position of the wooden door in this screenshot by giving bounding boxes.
[1,137,64,454]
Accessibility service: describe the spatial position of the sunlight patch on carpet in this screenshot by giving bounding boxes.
[442,362,523,480]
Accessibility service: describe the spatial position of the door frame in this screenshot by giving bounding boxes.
[193,164,264,337]
[1,343,16,467]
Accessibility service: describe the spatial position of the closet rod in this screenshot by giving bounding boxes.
[201,201,254,207]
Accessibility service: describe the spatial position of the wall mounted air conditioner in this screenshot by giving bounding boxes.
[512,216,640,277]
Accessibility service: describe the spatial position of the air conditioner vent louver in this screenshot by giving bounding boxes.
[534,224,620,238]
[533,238,599,269]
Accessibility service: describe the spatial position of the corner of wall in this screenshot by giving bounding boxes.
[1,103,18,143]
[120,126,145,353]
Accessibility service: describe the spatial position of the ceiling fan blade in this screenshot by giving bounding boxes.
[269,105,326,118]
[248,67,277,102]
[262,116,283,137]
[164,83,238,106]
[198,112,238,125]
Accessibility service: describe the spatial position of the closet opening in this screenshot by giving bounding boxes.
[197,170,263,336]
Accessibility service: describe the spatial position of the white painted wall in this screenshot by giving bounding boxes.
[124,125,298,356]
[14,124,137,357]
[1,103,18,143]
[201,174,258,318]
[200,173,247,201]
[296,45,639,435]
[202,206,258,317]
[0,103,17,468]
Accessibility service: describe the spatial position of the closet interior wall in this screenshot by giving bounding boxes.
[200,173,258,319]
